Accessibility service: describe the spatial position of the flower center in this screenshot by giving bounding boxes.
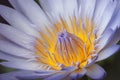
[35,17,98,70]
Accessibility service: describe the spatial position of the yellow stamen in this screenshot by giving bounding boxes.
[35,17,97,70]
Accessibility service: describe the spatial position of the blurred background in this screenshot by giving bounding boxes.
[0,0,120,80]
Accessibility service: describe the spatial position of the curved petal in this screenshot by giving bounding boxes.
[106,27,120,47]
[44,66,78,80]
[39,0,78,33]
[86,64,106,80]
[107,7,120,31]
[94,0,117,36]
[96,28,115,52]
[0,70,60,80]
[0,23,35,50]
[0,60,41,71]
[39,0,64,22]
[0,52,26,61]
[44,72,69,80]
[78,0,96,19]
[96,45,120,62]
[0,5,39,37]
[8,0,22,13]
[62,0,78,18]
[0,70,55,80]
[16,0,50,30]
[93,0,109,23]
[0,40,35,59]
[70,69,87,80]
[0,75,18,80]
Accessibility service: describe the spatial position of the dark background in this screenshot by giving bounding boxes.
[0,0,120,80]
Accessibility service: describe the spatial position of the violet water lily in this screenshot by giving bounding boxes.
[0,0,120,80]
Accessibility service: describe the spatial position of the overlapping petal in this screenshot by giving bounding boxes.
[0,0,120,80]
[86,64,106,80]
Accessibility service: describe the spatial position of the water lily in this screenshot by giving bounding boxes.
[0,0,120,80]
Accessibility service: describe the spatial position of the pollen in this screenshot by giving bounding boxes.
[35,17,98,70]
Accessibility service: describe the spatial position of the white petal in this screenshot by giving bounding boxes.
[0,74,18,80]
[70,69,86,79]
[113,0,120,16]
[93,0,110,24]
[8,0,22,13]
[0,5,39,38]
[0,71,40,80]
[0,70,58,80]
[0,61,41,71]
[79,0,96,19]
[98,0,117,34]
[16,0,50,30]
[106,27,120,47]
[86,64,106,80]
[39,0,64,22]
[96,45,120,62]
[0,23,35,50]
[0,40,35,59]
[0,52,26,61]
[109,9,120,30]
[44,72,68,80]
[95,0,117,35]
[0,52,39,71]
[44,66,78,80]
[63,0,78,18]
[97,28,115,52]
[62,0,79,32]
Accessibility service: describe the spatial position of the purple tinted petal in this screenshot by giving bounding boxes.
[8,0,23,12]
[0,40,35,59]
[0,70,40,80]
[44,72,68,80]
[70,69,86,79]
[105,27,120,47]
[62,66,77,71]
[0,70,57,80]
[86,64,106,80]
[96,45,120,62]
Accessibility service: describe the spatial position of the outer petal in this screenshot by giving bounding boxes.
[78,0,96,19]
[44,73,69,80]
[86,64,106,80]
[94,0,117,36]
[39,0,79,32]
[105,27,120,47]
[62,0,78,18]
[0,53,53,71]
[0,60,41,71]
[70,69,87,80]
[0,40,35,59]
[96,27,120,53]
[96,45,120,62]
[0,52,27,62]
[0,5,39,37]
[16,0,50,30]
[44,66,78,80]
[0,23,35,50]
[0,70,57,80]
[107,7,120,30]
[39,0,64,22]
[93,0,110,26]
[96,28,115,52]
[8,0,22,13]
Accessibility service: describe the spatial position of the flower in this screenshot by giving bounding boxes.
[0,0,120,80]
